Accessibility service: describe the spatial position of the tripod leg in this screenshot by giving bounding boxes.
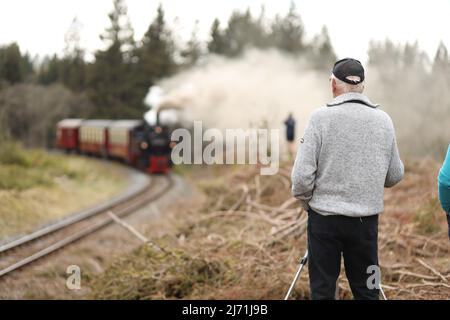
[380,284,388,300]
[284,250,308,300]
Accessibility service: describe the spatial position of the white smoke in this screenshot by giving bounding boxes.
[143,48,450,159]
[157,49,329,129]
[148,49,332,155]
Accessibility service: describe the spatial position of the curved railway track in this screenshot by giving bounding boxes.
[0,174,173,278]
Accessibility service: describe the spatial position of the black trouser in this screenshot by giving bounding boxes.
[307,209,380,300]
[446,212,450,240]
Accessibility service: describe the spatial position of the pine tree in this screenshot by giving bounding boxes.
[100,0,135,62]
[87,0,140,118]
[60,17,86,92]
[208,18,226,55]
[432,41,450,76]
[403,41,428,74]
[368,39,402,71]
[253,5,271,49]
[270,1,304,54]
[223,9,256,56]
[64,17,84,59]
[311,26,337,70]
[37,54,60,85]
[430,42,450,119]
[181,20,202,67]
[136,4,176,91]
[0,43,32,84]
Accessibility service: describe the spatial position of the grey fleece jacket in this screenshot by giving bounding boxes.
[291,92,404,217]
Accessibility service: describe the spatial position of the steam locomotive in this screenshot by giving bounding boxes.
[56,106,182,174]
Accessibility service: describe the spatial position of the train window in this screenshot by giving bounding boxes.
[110,129,128,145]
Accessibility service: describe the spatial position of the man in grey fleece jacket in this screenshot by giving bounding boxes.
[291,58,404,300]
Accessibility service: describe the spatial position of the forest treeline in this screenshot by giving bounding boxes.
[367,40,450,157]
[0,1,336,146]
[0,0,449,156]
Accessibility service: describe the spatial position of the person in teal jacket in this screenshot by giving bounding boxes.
[438,144,450,239]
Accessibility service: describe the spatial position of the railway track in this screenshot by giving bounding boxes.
[0,174,173,278]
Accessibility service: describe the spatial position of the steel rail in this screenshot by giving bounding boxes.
[0,171,150,254]
[0,175,173,278]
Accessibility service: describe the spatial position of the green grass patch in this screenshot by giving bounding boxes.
[413,197,443,235]
[0,140,32,167]
[0,139,129,239]
[90,246,229,300]
[0,140,83,190]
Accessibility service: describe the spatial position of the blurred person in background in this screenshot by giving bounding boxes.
[438,144,450,240]
[284,112,296,159]
[291,58,404,300]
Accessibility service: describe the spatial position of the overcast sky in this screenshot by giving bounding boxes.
[1,0,449,63]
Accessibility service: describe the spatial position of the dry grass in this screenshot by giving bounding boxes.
[89,161,449,300]
[0,142,128,239]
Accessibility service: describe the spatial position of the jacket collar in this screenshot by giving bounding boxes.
[327,92,379,109]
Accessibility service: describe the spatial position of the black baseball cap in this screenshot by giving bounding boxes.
[332,58,365,85]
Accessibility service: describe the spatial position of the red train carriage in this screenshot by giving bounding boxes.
[107,120,144,166]
[56,119,83,152]
[79,120,112,157]
[55,110,183,174]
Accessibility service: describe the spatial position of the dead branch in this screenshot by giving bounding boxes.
[416,258,448,282]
